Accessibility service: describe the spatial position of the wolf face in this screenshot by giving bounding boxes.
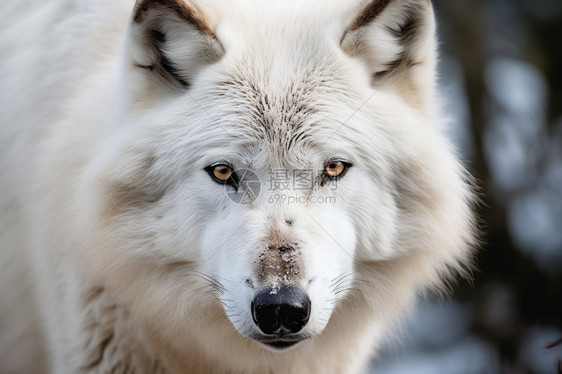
[73,0,476,364]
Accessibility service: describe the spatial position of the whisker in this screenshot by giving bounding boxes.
[189,270,227,294]
[330,272,355,287]
[333,287,354,296]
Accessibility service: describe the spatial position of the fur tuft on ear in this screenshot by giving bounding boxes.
[341,0,436,107]
[129,0,224,89]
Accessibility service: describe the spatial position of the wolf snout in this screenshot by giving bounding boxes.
[251,285,311,336]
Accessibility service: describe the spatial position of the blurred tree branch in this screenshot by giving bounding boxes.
[436,0,562,369]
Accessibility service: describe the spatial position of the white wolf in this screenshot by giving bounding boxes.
[0,0,477,373]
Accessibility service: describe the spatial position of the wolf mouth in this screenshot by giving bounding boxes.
[260,339,302,350]
[253,333,309,351]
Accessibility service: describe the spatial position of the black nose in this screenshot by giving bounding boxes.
[251,285,311,336]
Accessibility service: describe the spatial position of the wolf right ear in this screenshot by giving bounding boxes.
[341,0,436,108]
[128,0,224,89]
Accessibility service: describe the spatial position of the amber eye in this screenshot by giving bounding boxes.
[324,160,349,180]
[211,164,233,182]
[205,162,242,190]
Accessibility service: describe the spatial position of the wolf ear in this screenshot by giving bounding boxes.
[128,0,224,89]
[341,0,436,106]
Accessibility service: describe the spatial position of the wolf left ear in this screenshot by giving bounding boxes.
[128,0,224,89]
[341,0,436,106]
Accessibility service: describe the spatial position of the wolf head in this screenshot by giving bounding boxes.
[79,0,476,359]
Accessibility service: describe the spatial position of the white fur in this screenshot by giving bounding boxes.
[0,1,477,373]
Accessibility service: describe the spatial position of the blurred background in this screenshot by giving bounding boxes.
[370,0,562,373]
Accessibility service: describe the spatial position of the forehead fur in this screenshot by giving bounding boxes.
[216,61,346,146]
[191,1,366,141]
[153,0,419,171]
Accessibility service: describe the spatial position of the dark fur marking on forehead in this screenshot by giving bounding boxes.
[216,70,333,149]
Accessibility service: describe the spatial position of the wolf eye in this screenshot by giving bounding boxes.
[323,160,350,180]
[206,163,234,184]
